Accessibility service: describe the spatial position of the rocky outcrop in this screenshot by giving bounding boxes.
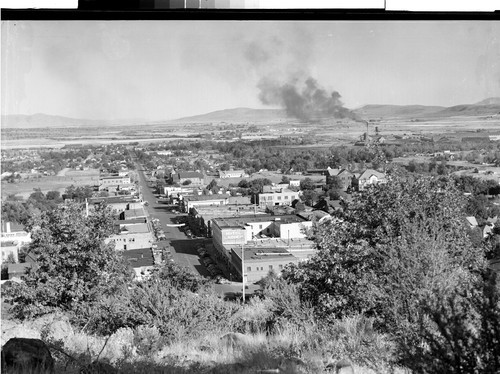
[1,337,55,373]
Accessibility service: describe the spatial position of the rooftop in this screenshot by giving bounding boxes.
[122,248,155,268]
[1,222,27,233]
[114,223,150,235]
[89,196,136,205]
[231,246,298,262]
[213,214,306,229]
[1,241,19,247]
[184,194,229,202]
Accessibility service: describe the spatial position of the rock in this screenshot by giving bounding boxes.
[1,337,55,374]
[220,332,250,347]
[1,325,42,348]
[1,320,43,347]
[45,320,74,342]
[80,361,118,374]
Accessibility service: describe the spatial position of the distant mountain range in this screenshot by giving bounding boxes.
[0,114,148,129]
[353,98,500,120]
[2,98,500,128]
[172,107,288,123]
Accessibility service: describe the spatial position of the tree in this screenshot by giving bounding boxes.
[3,201,132,319]
[182,180,192,186]
[283,173,498,371]
[299,177,315,191]
[326,175,342,190]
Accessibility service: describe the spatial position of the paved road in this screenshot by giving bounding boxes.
[134,162,211,277]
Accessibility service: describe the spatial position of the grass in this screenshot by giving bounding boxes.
[1,312,404,374]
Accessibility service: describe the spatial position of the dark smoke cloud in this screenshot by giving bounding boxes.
[258,76,356,121]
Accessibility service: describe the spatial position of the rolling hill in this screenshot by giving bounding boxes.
[172,107,288,123]
[3,97,500,128]
[352,98,500,120]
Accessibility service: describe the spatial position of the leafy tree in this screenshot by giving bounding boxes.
[3,201,132,319]
[300,177,315,191]
[283,173,498,371]
[326,175,343,190]
[182,180,192,186]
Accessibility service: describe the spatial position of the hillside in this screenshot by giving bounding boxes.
[173,107,289,123]
[430,103,500,118]
[475,97,500,105]
[352,104,445,120]
[352,99,500,120]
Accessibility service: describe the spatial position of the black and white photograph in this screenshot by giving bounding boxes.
[1,17,500,374]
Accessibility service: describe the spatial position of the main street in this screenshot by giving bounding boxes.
[133,160,260,298]
[134,162,210,277]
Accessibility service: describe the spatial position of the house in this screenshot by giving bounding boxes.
[1,222,31,246]
[171,171,204,186]
[258,189,299,208]
[356,169,387,190]
[219,169,247,179]
[122,247,155,280]
[1,241,19,263]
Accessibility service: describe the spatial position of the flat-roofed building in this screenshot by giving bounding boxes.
[106,222,154,251]
[122,247,155,280]
[219,169,247,179]
[211,214,312,261]
[182,194,230,213]
[99,174,131,191]
[191,204,262,237]
[1,222,31,246]
[258,189,299,208]
[230,246,299,283]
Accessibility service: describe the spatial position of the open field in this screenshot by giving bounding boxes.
[2,114,500,150]
[1,171,100,200]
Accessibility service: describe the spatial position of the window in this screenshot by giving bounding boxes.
[269,265,273,270]
[259,224,262,229]
[247,267,251,272]
[279,265,283,270]
[285,195,289,199]
[277,196,281,200]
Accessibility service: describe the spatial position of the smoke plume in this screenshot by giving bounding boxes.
[257,76,356,121]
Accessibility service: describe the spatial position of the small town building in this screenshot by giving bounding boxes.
[356,169,387,190]
[258,189,299,208]
[122,247,155,280]
[218,169,248,179]
[230,246,299,283]
[171,171,205,186]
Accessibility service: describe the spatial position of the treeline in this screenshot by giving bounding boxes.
[1,185,95,224]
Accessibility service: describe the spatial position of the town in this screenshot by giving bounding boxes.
[2,18,500,374]
[2,129,500,287]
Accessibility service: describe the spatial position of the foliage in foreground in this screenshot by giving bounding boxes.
[282,172,500,373]
[2,201,133,319]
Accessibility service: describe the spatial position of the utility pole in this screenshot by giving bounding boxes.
[241,244,245,303]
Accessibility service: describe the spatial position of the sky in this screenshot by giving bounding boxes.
[2,21,500,121]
